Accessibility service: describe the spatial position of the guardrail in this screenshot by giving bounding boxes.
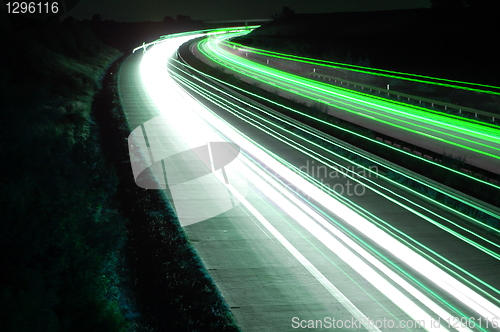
[309,72,499,123]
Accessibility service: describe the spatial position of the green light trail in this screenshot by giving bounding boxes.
[132,26,260,53]
[169,62,499,328]
[174,51,500,222]
[203,34,500,144]
[192,38,500,193]
[196,32,500,176]
[170,60,500,261]
[216,34,498,137]
[170,55,500,295]
[226,39,500,96]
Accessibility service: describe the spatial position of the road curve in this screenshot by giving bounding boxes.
[119,31,500,332]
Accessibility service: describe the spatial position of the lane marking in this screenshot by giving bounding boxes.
[218,172,381,332]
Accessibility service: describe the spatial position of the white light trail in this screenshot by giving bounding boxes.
[137,32,500,331]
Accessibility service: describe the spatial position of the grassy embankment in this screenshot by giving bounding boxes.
[0,19,239,331]
[179,40,500,229]
[0,19,128,331]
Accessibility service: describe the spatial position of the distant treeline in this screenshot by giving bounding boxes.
[4,14,207,52]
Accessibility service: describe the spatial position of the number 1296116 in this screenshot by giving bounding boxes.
[5,2,59,14]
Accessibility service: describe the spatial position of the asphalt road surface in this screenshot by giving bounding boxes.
[119,32,500,331]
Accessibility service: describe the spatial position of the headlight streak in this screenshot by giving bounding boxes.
[170,57,500,330]
[139,33,500,331]
[225,155,460,332]
[240,187,407,327]
[170,72,479,332]
[169,63,498,319]
[140,35,385,332]
[200,37,500,160]
[170,63,500,259]
[132,26,260,53]
[168,59,500,310]
[237,154,478,332]
[187,86,500,328]
[282,158,500,307]
[168,64,462,332]
[176,51,500,198]
[176,42,498,312]
[217,172,384,332]
[169,57,500,232]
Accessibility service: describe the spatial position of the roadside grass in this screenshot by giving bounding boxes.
[0,19,132,331]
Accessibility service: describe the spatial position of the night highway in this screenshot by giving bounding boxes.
[3,1,500,331]
[118,30,500,331]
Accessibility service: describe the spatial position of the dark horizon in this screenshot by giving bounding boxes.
[60,0,431,23]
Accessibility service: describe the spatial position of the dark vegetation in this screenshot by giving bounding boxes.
[0,17,238,332]
[180,40,500,229]
[0,19,128,331]
[233,6,500,86]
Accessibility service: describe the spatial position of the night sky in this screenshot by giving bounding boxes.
[64,0,431,22]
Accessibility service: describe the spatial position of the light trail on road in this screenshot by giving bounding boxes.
[171,55,500,219]
[183,37,500,233]
[169,57,500,272]
[197,32,500,170]
[210,34,500,140]
[131,29,500,331]
[170,49,500,303]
